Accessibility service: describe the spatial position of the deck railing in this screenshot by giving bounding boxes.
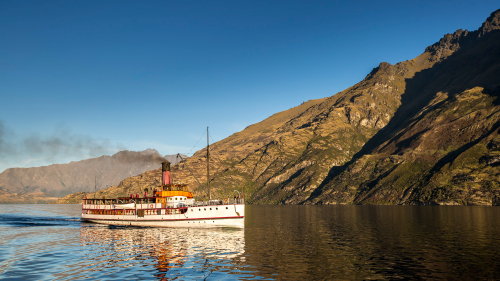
[191,198,245,206]
[160,198,245,208]
[82,197,244,210]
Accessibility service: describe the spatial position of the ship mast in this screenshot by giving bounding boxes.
[207,126,210,200]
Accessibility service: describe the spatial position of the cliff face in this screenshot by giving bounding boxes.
[0,149,180,203]
[60,9,500,206]
[201,10,500,205]
[308,10,500,205]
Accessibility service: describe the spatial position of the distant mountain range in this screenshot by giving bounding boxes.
[0,149,182,203]
[59,9,500,205]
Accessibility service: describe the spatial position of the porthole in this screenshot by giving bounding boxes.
[204,208,206,211]
[199,208,201,211]
[216,208,218,210]
[210,208,212,210]
[226,207,228,209]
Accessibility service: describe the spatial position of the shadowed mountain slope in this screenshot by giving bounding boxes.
[59,9,500,206]
[308,10,500,205]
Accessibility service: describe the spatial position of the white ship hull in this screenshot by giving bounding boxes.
[82,204,245,228]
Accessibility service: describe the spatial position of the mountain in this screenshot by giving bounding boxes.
[59,9,500,206]
[307,10,500,205]
[0,149,181,203]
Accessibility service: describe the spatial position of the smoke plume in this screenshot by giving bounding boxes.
[0,120,126,170]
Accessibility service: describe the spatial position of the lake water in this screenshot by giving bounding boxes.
[1,204,500,280]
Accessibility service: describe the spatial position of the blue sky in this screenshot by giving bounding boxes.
[0,0,498,172]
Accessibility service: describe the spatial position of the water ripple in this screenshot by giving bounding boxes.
[0,205,255,280]
[2,204,500,280]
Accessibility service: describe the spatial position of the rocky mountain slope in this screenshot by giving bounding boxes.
[59,9,500,206]
[0,149,180,203]
[307,10,500,205]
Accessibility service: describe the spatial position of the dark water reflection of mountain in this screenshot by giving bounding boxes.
[245,205,500,279]
[1,204,499,280]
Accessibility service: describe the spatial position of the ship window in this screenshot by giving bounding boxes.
[204,208,206,211]
[175,197,178,200]
[216,208,218,210]
[210,208,212,210]
[226,207,228,209]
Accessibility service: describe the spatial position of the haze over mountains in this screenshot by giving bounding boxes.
[55,9,500,205]
[0,149,181,203]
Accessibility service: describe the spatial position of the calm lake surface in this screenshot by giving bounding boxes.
[1,204,500,280]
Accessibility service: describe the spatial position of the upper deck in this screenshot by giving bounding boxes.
[155,184,193,199]
[82,197,244,211]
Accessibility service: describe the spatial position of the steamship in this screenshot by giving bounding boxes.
[81,129,245,228]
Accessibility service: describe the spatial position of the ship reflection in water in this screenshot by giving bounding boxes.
[79,226,248,280]
[2,205,500,280]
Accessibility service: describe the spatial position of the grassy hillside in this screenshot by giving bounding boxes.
[58,9,500,206]
[308,11,500,205]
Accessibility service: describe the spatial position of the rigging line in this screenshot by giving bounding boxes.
[187,130,206,156]
[209,133,216,147]
[207,132,225,156]
[205,131,245,188]
[208,132,227,152]
[206,133,218,154]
